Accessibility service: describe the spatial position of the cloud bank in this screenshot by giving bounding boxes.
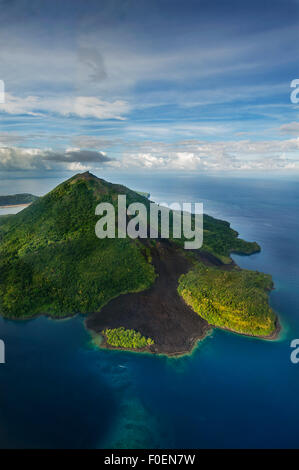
[1,138,299,173]
[0,0,299,175]
[121,138,299,171]
[0,148,112,171]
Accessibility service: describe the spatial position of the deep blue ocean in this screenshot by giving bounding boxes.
[0,173,298,449]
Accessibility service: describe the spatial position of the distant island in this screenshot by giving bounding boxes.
[0,172,280,355]
[0,193,39,208]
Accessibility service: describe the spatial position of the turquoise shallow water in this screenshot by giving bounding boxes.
[0,173,298,448]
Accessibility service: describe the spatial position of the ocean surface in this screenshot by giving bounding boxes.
[0,172,298,448]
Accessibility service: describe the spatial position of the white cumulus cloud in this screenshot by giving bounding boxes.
[0,94,130,120]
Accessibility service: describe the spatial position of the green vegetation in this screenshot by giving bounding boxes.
[0,170,268,344]
[0,173,155,319]
[0,193,39,206]
[0,214,15,225]
[201,214,260,263]
[178,264,276,337]
[167,212,259,263]
[102,327,154,349]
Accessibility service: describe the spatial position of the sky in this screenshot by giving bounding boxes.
[1,0,299,177]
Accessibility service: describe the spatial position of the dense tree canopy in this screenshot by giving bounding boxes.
[178,264,276,336]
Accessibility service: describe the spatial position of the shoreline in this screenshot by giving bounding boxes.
[0,203,31,209]
[209,316,281,342]
[85,241,280,357]
[2,303,281,359]
[88,313,281,358]
[0,242,280,357]
[87,321,212,358]
[85,241,213,357]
